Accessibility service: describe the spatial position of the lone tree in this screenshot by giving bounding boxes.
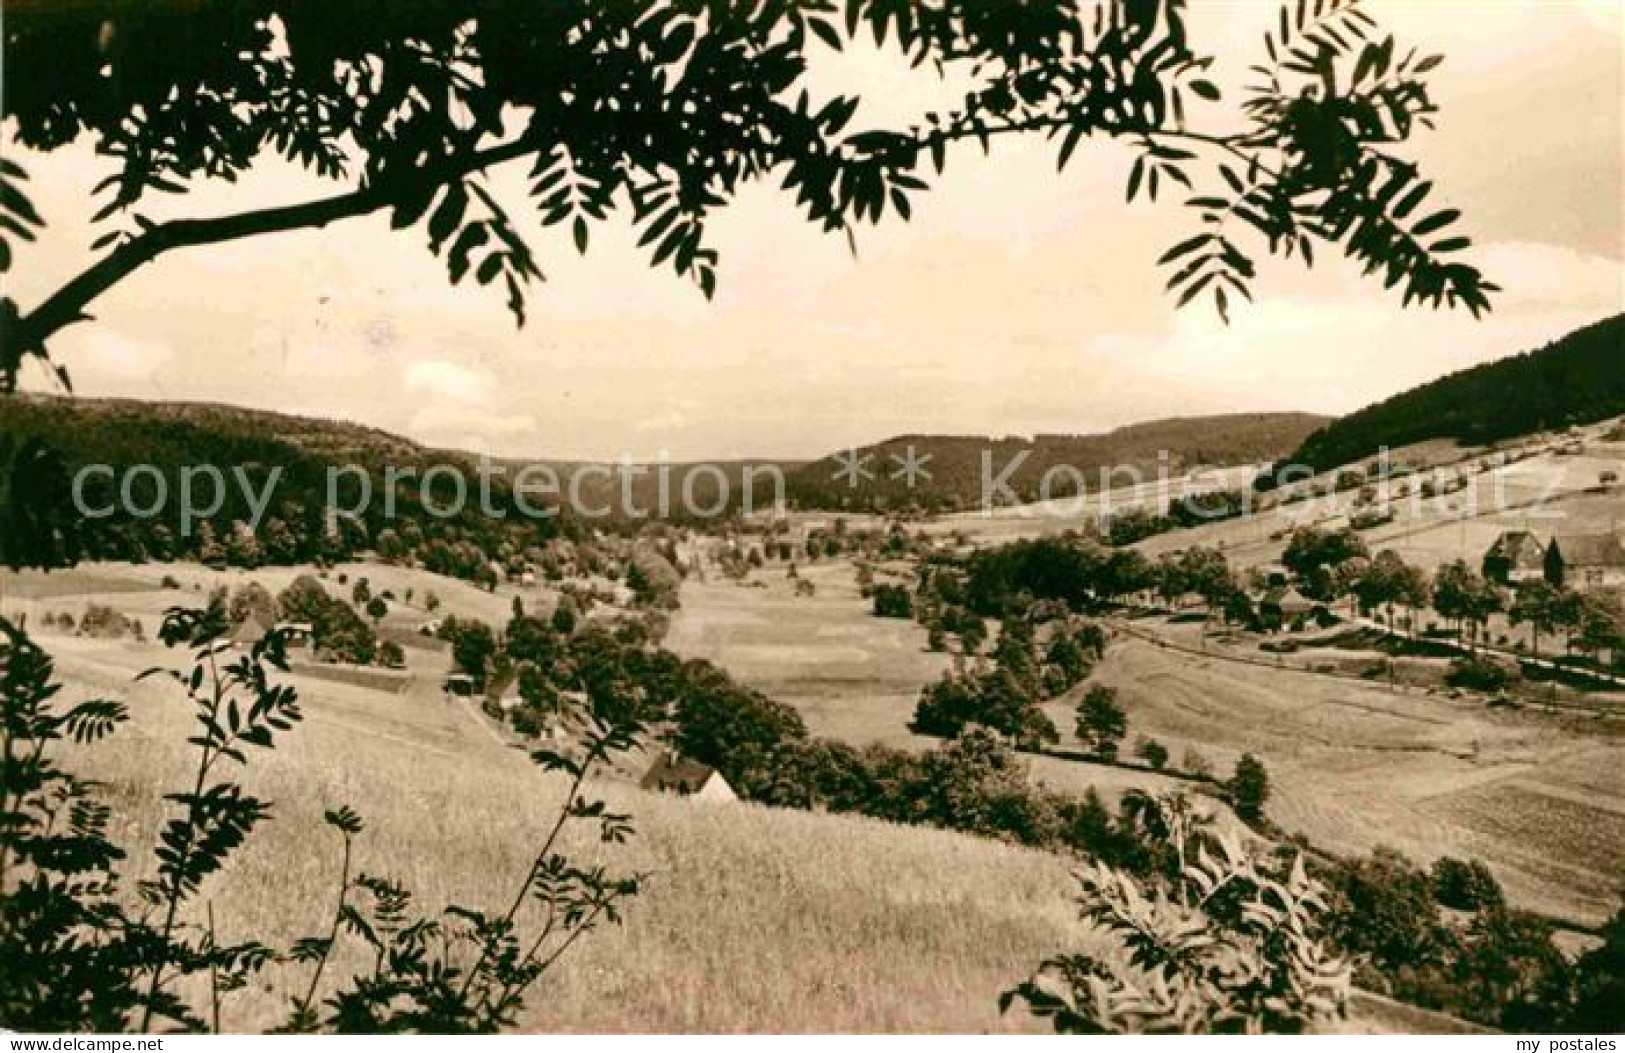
[1229,752,1271,825]
[1,0,1494,390]
[1075,684,1127,760]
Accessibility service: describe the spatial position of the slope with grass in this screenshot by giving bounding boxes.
[40,601,1458,1033]
[44,616,1089,1034]
[1084,627,1625,927]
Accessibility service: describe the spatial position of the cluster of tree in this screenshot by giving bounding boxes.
[1504,577,1624,662]
[1320,847,1623,1031]
[1149,545,1242,611]
[1275,314,1625,479]
[913,616,1106,748]
[753,520,853,563]
[1,397,577,589]
[273,575,378,665]
[1278,532,1623,665]
[1102,489,1253,546]
[446,590,1209,880]
[962,534,1156,616]
[732,728,1208,882]
[1282,526,1373,602]
[911,561,990,653]
[40,604,145,641]
[719,521,933,584]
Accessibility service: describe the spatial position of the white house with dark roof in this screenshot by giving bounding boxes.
[640,751,737,803]
[1546,532,1625,592]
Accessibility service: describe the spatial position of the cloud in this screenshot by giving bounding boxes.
[403,359,494,404]
[407,404,537,455]
[1474,242,1624,308]
[70,330,173,378]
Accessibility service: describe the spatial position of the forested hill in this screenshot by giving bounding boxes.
[1282,314,1625,475]
[783,412,1329,512]
[1,395,568,577]
[4,396,1325,540]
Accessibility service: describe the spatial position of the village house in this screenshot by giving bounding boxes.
[486,669,525,712]
[1545,532,1625,592]
[231,612,273,649]
[1259,585,1319,629]
[640,751,738,803]
[275,621,315,648]
[1482,530,1548,585]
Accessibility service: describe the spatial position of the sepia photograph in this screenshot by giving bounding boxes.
[0,0,1622,1040]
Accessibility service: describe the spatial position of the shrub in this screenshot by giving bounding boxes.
[377,640,406,669]
[1004,823,1350,1033]
[1445,656,1520,693]
[1134,737,1169,771]
[1180,748,1214,780]
[1430,857,1505,913]
[871,583,914,619]
[160,574,182,589]
[911,668,1058,751]
[1228,754,1270,825]
[77,603,136,640]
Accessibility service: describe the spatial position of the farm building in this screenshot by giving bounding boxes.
[640,752,737,803]
[1545,532,1625,592]
[486,669,524,711]
[231,612,273,648]
[1260,586,1318,622]
[1482,530,1548,585]
[275,621,315,647]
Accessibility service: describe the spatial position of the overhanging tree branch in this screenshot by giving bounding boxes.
[6,132,548,374]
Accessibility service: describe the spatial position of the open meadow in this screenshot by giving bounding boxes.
[663,555,1624,929]
[665,559,952,748]
[4,559,1491,1033]
[1085,630,1625,927]
[11,563,1090,1033]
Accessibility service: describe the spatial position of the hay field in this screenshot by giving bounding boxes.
[665,560,950,746]
[40,624,1095,1034]
[1085,635,1625,926]
[665,555,1624,925]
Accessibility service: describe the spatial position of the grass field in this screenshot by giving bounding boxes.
[665,555,1624,927]
[1084,631,1625,926]
[665,560,951,747]
[41,620,1097,1033]
[9,546,1615,1031]
[22,569,1461,1033]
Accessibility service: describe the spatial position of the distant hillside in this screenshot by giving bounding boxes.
[1281,314,1625,477]
[4,396,1323,542]
[1,395,568,574]
[784,413,1329,513]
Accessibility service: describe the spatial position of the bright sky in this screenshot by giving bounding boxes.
[9,0,1623,461]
